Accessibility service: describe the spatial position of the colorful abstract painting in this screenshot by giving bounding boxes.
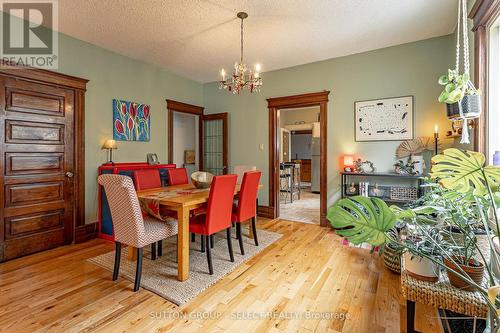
[113,99,150,141]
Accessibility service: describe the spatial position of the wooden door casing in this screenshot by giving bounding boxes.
[0,72,84,261]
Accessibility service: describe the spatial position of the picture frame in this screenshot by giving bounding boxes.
[147,153,159,165]
[354,95,414,142]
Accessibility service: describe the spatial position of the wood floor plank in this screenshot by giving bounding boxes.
[0,219,443,333]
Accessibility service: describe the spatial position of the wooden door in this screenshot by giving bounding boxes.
[201,113,228,175]
[0,76,75,261]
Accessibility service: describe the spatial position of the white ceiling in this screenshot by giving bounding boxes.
[46,1,458,82]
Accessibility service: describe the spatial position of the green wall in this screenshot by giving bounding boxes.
[55,33,203,223]
[203,35,456,206]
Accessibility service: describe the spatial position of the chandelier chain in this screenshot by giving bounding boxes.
[240,16,244,63]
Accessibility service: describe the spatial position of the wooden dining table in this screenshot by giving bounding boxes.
[135,183,262,281]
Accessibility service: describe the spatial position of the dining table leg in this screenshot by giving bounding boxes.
[177,206,190,281]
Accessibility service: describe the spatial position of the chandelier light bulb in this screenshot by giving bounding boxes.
[220,69,226,81]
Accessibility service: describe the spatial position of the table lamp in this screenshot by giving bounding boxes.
[343,155,354,172]
[102,139,117,165]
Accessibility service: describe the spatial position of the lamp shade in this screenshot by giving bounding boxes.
[102,139,117,150]
[343,155,354,166]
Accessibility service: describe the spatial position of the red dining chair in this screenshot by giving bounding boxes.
[232,170,261,255]
[167,168,189,185]
[189,174,237,275]
[133,169,164,260]
[133,169,161,190]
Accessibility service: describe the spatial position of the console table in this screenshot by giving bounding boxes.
[340,172,424,204]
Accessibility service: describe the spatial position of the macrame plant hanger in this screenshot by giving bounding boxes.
[454,0,477,144]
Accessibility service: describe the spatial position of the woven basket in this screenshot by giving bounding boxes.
[383,243,401,273]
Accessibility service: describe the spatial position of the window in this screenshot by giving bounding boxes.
[489,17,500,162]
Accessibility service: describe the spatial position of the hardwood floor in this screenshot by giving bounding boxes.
[0,219,443,333]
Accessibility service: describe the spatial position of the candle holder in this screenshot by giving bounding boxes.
[434,131,439,155]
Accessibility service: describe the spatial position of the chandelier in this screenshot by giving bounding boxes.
[219,12,262,94]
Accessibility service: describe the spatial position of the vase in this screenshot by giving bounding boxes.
[383,243,401,274]
[403,252,439,282]
[410,154,425,175]
[444,256,485,291]
[446,94,481,120]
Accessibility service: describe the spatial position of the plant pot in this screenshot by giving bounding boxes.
[446,94,481,120]
[403,252,439,282]
[441,226,466,246]
[383,243,401,274]
[444,256,484,291]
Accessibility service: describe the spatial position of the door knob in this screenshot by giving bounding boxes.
[65,172,74,178]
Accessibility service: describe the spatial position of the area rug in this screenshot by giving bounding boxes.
[88,226,282,305]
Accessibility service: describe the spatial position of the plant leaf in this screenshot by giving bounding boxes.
[438,91,449,103]
[438,75,449,85]
[447,89,464,103]
[327,196,396,246]
[430,148,500,195]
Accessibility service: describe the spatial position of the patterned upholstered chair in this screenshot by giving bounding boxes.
[98,174,178,291]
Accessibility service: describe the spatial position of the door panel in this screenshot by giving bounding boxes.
[0,76,75,261]
[201,113,227,175]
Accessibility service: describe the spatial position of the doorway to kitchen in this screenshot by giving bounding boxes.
[267,91,329,226]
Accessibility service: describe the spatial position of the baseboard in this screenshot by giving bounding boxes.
[75,222,98,243]
[257,205,275,219]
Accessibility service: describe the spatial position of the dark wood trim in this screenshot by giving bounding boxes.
[291,130,313,135]
[470,0,500,30]
[0,60,88,90]
[267,91,330,109]
[166,100,204,165]
[469,0,500,156]
[75,222,98,243]
[75,89,86,228]
[257,205,275,219]
[267,91,330,227]
[166,99,204,115]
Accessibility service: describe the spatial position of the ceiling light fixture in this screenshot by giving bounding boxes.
[219,12,262,94]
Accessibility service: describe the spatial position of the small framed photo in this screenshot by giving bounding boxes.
[147,153,159,165]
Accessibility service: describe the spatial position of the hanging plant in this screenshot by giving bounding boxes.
[437,0,481,144]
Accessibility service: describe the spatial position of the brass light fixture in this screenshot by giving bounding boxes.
[219,12,262,94]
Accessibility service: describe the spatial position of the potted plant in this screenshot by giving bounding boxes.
[402,235,441,282]
[328,148,500,331]
[438,69,481,120]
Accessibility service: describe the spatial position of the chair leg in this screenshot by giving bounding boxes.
[210,234,214,248]
[151,242,157,260]
[236,223,245,255]
[191,233,195,242]
[134,247,143,292]
[201,234,205,253]
[251,217,259,246]
[113,242,121,281]
[157,240,163,257]
[226,228,234,262]
[206,235,214,275]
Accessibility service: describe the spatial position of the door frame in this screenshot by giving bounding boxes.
[202,112,228,174]
[267,91,330,227]
[166,99,204,167]
[0,60,88,246]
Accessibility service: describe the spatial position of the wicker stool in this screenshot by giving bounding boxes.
[401,270,488,333]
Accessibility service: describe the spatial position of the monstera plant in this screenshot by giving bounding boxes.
[328,148,500,332]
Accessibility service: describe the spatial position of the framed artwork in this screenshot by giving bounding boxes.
[184,150,195,165]
[113,99,150,141]
[354,96,413,142]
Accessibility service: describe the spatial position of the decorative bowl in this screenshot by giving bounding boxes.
[191,171,214,189]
